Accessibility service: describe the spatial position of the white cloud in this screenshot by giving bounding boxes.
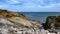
[0,0,60,12]
[11,0,20,3]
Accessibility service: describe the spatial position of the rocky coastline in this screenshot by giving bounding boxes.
[0,10,60,34]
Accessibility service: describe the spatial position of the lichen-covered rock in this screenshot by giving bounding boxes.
[0,10,42,34]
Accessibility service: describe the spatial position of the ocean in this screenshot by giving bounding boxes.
[18,12,60,23]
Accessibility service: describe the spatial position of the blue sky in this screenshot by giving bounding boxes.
[0,0,60,12]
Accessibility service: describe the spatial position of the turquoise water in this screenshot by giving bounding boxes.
[18,12,60,23]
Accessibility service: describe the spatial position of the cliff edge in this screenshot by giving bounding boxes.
[0,10,42,34]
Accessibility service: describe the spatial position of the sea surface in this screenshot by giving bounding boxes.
[18,12,60,23]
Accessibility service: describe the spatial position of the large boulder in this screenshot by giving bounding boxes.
[0,10,42,34]
[45,15,60,33]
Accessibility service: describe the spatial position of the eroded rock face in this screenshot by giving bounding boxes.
[45,15,60,33]
[0,10,42,34]
[0,10,32,27]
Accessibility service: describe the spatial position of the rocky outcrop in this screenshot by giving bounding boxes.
[0,10,33,27]
[0,10,42,34]
[0,10,60,34]
[45,15,60,33]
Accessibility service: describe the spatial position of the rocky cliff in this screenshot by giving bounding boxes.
[45,15,60,33]
[0,10,60,34]
[0,10,42,34]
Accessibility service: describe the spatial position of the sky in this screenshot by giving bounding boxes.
[0,0,60,12]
